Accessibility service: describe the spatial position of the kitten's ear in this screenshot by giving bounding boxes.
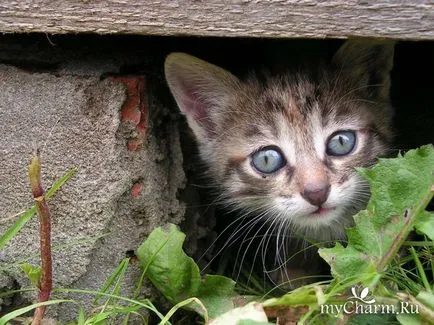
[165,53,240,142]
[332,40,395,100]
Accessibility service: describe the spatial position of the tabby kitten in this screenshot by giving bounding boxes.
[164,41,394,279]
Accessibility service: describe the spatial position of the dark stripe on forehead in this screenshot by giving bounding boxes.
[294,94,315,118]
[302,94,316,110]
[281,96,305,126]
[332,105,352,120]
[244,125,264,138]
[321,102,348,128]
[261,112,280,139]
[264,96,285,113]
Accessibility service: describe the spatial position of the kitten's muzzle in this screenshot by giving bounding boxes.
[301,183,331,207]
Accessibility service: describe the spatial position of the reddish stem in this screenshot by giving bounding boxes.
[28,151,53,325]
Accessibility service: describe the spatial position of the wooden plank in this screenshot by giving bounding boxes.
[0,1,432,40]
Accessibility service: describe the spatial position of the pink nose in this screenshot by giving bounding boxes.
[301,183,330,207]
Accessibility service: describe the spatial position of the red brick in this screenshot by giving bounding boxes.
[111,76,148,151]
[131,182,143,198]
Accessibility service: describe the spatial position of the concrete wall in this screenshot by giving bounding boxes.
[0,35,188,320]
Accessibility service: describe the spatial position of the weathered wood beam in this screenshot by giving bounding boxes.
[0,1,432,40]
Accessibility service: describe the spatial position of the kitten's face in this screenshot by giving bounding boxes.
[165,41,394,241]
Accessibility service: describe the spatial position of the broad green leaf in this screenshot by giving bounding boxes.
[137,224,201,303]
[136,223,237,319]
[319,145,434,281]
[19,263,41,287]
[196,274,238,317]
[414,211,434,241]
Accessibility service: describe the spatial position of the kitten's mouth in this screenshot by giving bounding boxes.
[312,207,336,216]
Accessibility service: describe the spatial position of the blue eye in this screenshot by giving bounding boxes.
[251,147,286,174]
[326,131,356,156]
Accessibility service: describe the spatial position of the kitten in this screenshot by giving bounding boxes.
[164,41,394,283]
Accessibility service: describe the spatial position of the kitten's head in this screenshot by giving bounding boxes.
[165,41,394,241]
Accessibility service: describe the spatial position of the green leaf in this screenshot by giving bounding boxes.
[136,224,237,319]
[77,307,86,325]
[0,299,72,325]
[350,313,397,325]
[94,257,130,305]
[137,224,201,303]
[160,297,208,324]
[264,286,318,307]
[209,303,268,325]
[396,313,423,325]
[84,311,111,324]
[415,291,434,310]
[414,211,434,241]
[19,263,41,288]
[0,167,77,250]
[0,208,36,251]
[319,145,434,281]
[196,275,238,317]
[45,167,78,199]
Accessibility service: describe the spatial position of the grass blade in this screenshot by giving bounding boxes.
[0,299,72,325]
[0,167,77,250]
[0,207,36,250]
[45,167,77,199]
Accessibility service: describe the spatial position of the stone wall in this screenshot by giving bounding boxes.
[0,35,187,320]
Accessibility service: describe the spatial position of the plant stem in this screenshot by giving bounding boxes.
[409,247,432,294]
[28,150,53,325]
[376,187,434,273]
[403,241,434,247]
[397,292,434,324]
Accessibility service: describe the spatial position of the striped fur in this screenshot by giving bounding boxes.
[165,41,394,243]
